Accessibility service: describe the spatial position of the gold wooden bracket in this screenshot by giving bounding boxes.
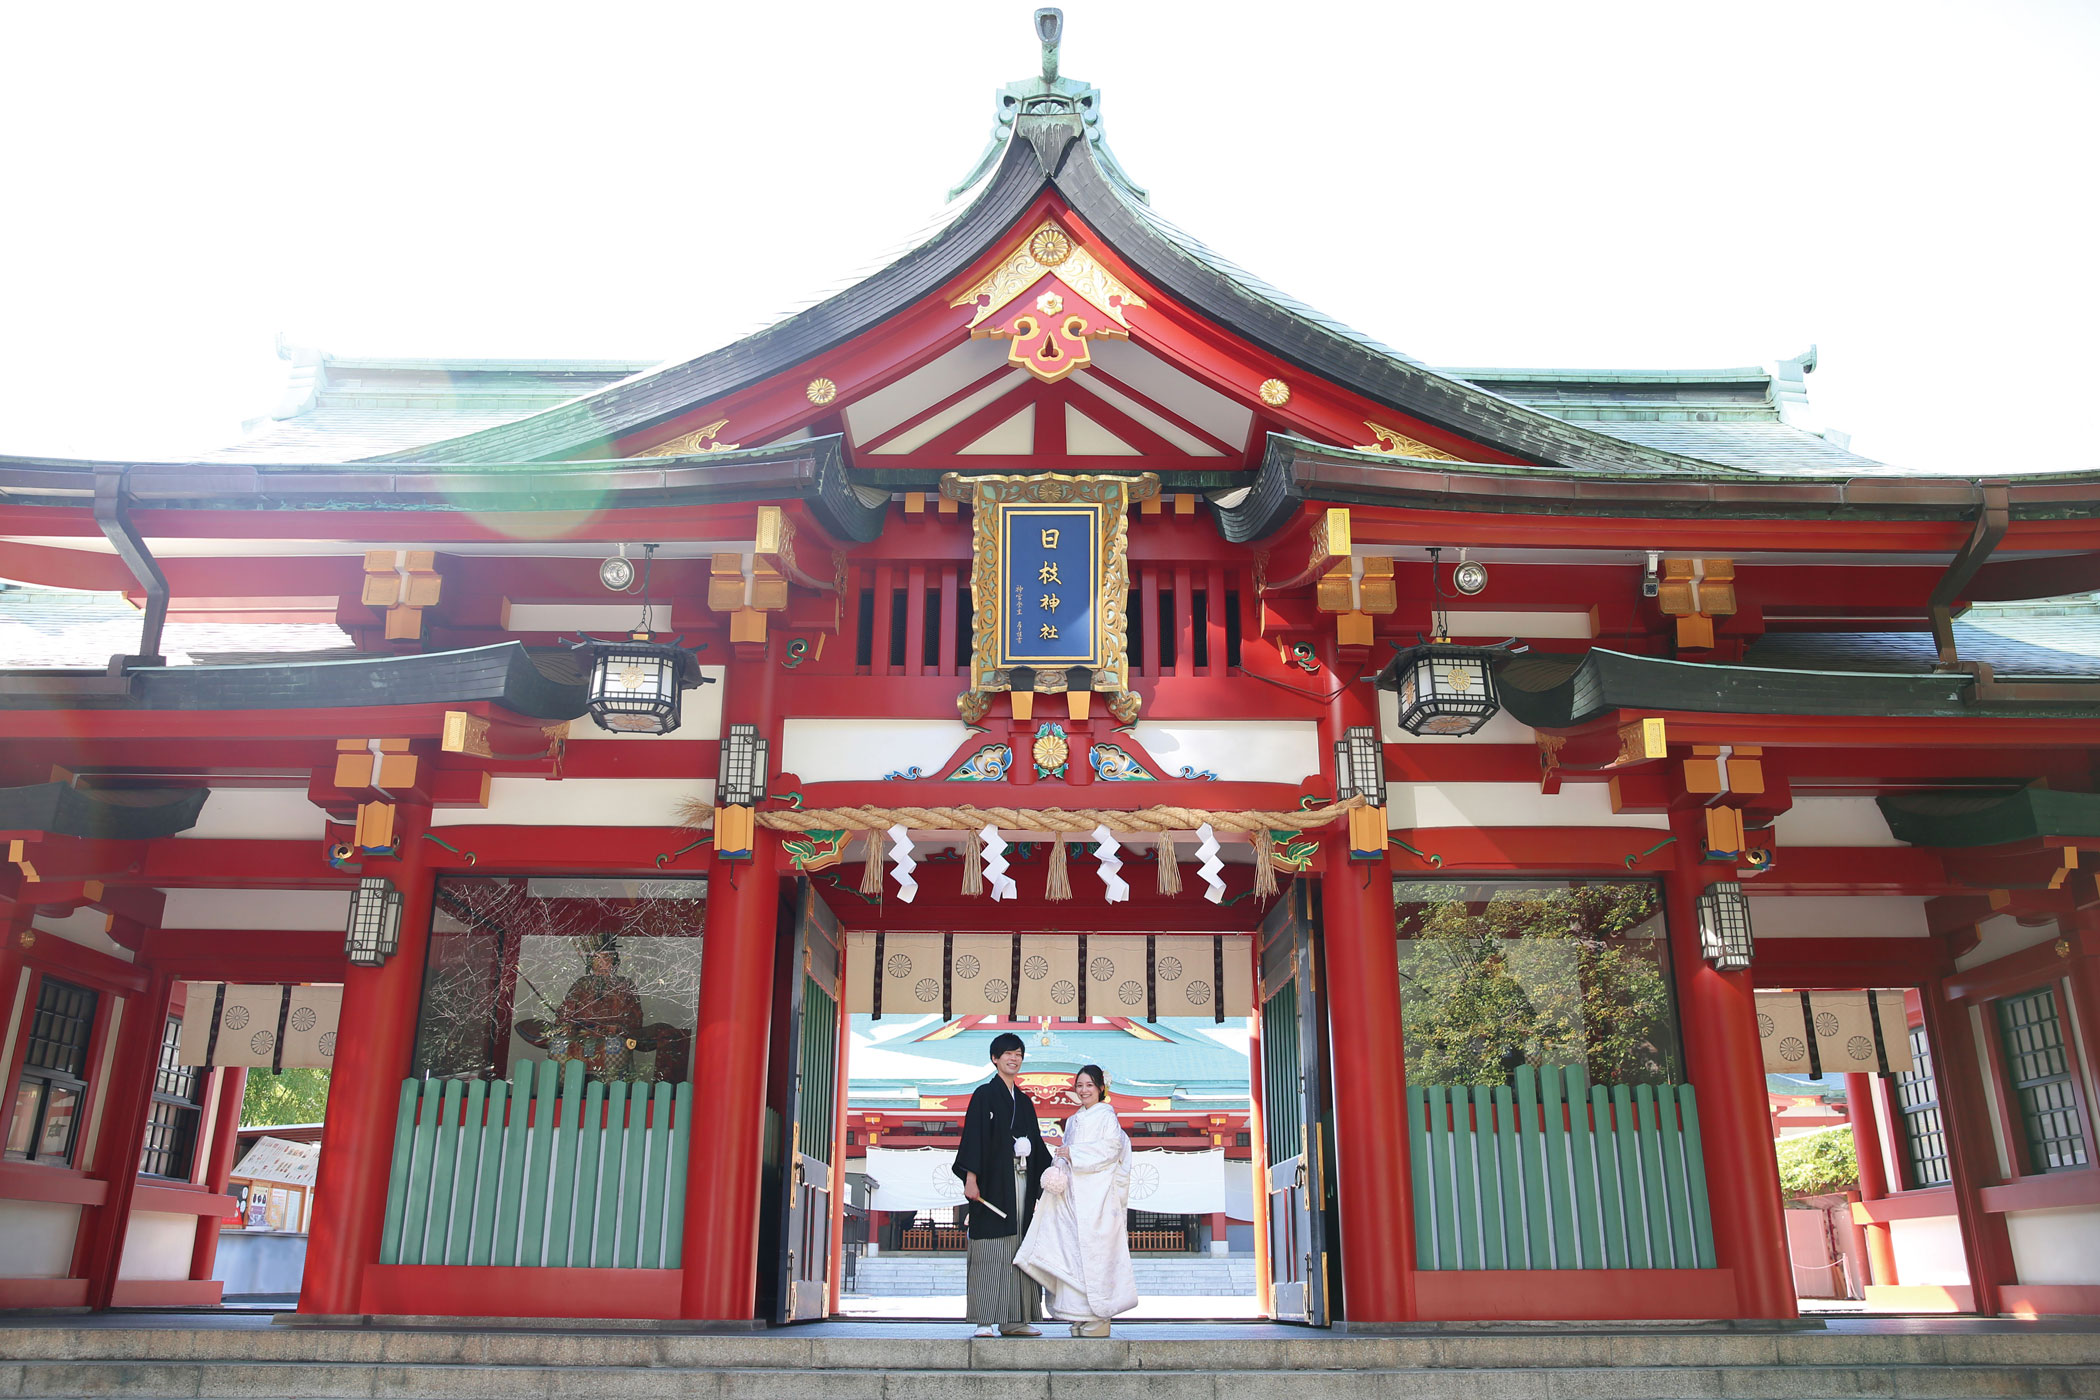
[1257,509,1352,596]
[334,738,417,790]
[362,551,442,640]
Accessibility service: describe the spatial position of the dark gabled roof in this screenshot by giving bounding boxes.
[215,351,659,464]
[0,641,586,717]
[1878,787,2100,848]
[358,106,1835,479]
[1442,363,1895,477]
[1744,623,2100,680]
[1213,436,2100,544]
[0,781,207,839]
[1487,647,2100,730]
[0,434,887,544]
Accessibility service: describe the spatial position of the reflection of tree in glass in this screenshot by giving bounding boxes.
[1395,881,1678,1087]
[414,878,705,1085]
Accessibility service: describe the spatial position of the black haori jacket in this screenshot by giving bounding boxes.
[952,1076,1052,1240]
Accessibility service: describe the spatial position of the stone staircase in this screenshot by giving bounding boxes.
[1,1320,2096,1399]
[848,1254,1258,1296]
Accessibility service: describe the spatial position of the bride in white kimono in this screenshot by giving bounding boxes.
[1014,1064,1138,1336]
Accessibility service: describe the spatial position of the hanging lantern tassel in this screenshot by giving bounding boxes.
[961,827,984,897]
[887,824,919,904]
[859,829,885,897]
[1251,830,1280,902]
[1092,825,1130,903]
[980,824,1018,901]
[1194,822,1227,905]
[1155,831,1182,896]
[1045,830,1072,902]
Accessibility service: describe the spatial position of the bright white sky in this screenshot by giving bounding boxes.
[3,1,2095,471]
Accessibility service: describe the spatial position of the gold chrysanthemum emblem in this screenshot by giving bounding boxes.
[1033,729,1069,772]
[805,377,838,405]
[1029,227,1074,266]
[1258,378,1292,407]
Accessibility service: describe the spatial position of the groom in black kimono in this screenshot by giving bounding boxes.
[953,1031,1052,1337]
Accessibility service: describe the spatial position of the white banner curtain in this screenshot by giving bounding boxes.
[864,1146,970,1211]
[1756,989,1913,1074]
[845,932,1253,1020]
[865,1144,1230,1214]
[176,983,342,1069]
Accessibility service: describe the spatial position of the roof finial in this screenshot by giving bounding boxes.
[1036,8,1063,85]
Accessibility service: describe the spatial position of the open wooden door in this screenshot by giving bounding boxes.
[1258,878,1334,1325]
[763,878,843,1324]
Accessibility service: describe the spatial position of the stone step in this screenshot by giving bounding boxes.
[2,1323,2098,1400]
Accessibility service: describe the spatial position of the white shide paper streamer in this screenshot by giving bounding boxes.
[980,824,1019,901]
[1091,824,1130,903]
[887,824,919,903]
[1195,822,1226,904]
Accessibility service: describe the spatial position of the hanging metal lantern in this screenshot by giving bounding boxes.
[1332,726,1385,806]
[346,877,403,968]
[576,630,708,734]
[1697,880,1755,971]
[569,544,712,736]
[718,722,772,808]
[1376,643,1503,736]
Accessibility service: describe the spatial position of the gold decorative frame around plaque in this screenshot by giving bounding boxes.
[939,471,1160,724]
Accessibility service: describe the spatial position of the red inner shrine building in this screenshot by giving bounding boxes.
[5,13,2100,1326]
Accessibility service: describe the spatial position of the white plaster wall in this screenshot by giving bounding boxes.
[431,777,709,827]
[1129,721,1321,784]
[1887,1215,1969,1286]
[1379,690,1536,745]
[0,1199,81,1277]
[1746,895,1931,940]
[1955,915,2062,973]
[1438,610,1594,640]
[780,718,971,783]
[30,908,135,962]
[160,888,352,931]
[1772,798,1903,848]
[117,1210,198,1282]
[176,788,325,842]
[2006,1206,2100,1286]
[1386,781,1668,830]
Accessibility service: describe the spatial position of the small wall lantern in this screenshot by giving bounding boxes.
[346,877,403,968]
[1697,880,1756,971]
[1332,724,1389,859]
[714,722,772,859]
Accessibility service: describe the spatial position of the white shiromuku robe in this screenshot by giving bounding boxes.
[1014,1102,1139,1322]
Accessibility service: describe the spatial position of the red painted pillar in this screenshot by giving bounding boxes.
[1920,972,2011,1314]
[1843,1071,1900,1287]
[190,1066,248,1284]
[1665,812,1795,1318]
[80,968,173,1310]
[299,806,434,1316]
[1315,644,1415,1322]
[681,645,782,1320]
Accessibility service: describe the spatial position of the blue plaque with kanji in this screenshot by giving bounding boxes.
[999,504,1100,667]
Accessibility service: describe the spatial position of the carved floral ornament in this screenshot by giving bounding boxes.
[951,220,1146,384]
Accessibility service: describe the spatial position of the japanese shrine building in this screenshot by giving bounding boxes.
[5,11,2100,1326]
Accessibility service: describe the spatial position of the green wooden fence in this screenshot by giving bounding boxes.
[379,1059,692,1269]
[1406,1066,1716,1271]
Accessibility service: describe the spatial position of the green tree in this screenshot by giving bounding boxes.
[1775,1126,1859,1198]
[1395,881,1679,1087]
[240,1069,331,1126]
